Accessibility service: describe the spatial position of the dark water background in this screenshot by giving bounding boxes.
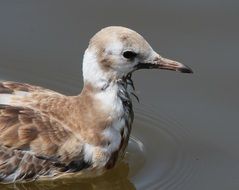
[0,1,238,189]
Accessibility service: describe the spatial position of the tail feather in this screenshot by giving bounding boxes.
[0,146,58,183]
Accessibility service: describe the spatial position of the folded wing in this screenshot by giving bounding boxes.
[0,105,88,183]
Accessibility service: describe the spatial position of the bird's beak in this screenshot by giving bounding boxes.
[137,55,193,73]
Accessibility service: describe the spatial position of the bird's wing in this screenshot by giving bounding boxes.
[0,81,60,95]
[0,105,88,182]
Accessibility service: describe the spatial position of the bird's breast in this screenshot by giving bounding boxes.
[80,82,133,169]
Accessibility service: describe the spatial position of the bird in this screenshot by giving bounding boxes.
[0,26,193,183]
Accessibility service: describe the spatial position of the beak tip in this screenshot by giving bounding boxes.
[178,66,193,74]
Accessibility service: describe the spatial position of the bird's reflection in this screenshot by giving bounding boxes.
[0,162,135,190]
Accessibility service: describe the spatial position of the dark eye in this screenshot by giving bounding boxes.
[123,51,137,59]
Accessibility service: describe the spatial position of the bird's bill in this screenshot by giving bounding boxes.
[137,57,193,73]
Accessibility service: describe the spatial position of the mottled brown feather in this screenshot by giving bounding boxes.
[0,103,87,182]
[0,105,82,158]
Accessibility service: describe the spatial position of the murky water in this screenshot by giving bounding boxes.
[0,1,239,189]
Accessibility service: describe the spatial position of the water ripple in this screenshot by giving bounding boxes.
[128,103,201,190]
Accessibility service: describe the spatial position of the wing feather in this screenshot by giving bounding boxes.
[0,105,88,182]
[0,81,59,94]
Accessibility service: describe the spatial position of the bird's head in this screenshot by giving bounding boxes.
[83,26,193,89]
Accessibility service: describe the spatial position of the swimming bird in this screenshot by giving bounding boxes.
[0,26,192,183]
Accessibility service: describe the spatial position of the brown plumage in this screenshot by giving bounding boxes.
[0,26,192,183]
[0,82,87,181]
[0,79,132,182]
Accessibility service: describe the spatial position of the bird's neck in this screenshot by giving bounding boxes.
[82,48,133,118]
[80,49,134,156]
[82,48,126,91]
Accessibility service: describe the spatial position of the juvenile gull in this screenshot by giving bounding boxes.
[0,26,193,183]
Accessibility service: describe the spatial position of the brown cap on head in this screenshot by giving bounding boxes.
[84,26,193,78]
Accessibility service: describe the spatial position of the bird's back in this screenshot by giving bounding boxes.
[0,81,90,182]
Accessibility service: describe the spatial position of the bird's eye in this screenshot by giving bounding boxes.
[123,51,137,59]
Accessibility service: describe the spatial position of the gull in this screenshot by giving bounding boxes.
[0,26,193,183]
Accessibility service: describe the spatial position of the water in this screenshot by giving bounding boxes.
[0,1,239,189]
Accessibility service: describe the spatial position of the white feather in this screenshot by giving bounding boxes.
[82,49,110,89]
[14,91,29,96]
[95,84,124,118]
[102,125,122,152]
[105,40,123,55]
[83,143,95,162]
[0,94,12,105]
